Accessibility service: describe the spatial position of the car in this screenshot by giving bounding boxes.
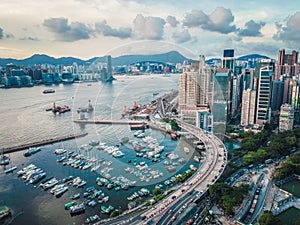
[172,195,176,199]
[140,215,147,220]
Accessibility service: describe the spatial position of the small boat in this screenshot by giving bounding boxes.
[77,180,87,188]
[91,164,101,172]
[43,89,55,94]
[70,204,85,215]
[84,214,100,224]
[63,175,74,183]
[0,155,10,165]
[54,148,67,155]
[120,137,129,144]
[0,207,11,220]
[71,193,80,200]
[57,156,66,163]
[4,166,17,174]
[55,186,68,197]
[24,147,41,157]
[184,147,189,154]
[65,201,76,210]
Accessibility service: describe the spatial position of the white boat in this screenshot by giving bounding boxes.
[91,164,101,172]
[89,140,99,146]
[55,186,68,197]
[54,148,67,155]
[17,164,36,176]
[82,163,92,170]
[184,147,189,154]
[44,178,59,190]
[112,150,125,158]
[4,166,17,174]
[50,184,65,194]
[97,142,107,150]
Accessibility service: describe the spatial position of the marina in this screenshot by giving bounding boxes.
[0,74,198,225]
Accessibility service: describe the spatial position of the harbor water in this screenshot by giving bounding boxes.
[0,74,202,225]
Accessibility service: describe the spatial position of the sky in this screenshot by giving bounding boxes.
[0,0,299,60]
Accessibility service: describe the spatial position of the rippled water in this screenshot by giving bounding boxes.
[0,74,201,225]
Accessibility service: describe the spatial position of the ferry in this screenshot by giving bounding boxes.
[43,89,55,94]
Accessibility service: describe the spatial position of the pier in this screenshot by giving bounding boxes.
[73,119,148,125]
[2,132,88,154]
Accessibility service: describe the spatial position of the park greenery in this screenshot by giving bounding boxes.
[259,211,280,225]
[161,118,180,131]
[230,125,300,168]
[110,209,122,218]
[209,182,250,215]
[274,152,300,181]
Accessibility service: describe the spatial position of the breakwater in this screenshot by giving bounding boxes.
[2,132,88,154]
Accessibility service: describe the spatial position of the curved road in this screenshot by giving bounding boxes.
[97,120,227,225]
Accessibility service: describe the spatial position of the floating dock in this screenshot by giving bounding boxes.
[2,132,88,154]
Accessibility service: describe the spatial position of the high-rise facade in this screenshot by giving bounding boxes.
[275,49,299,80]
[212,68,232,124]
[255,59,275,125]
[279,104,294,132]
[241,89,256,126]
[178,56,212,121]
[222,49,235,72]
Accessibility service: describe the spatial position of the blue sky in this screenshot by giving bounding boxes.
[0,0,299,59]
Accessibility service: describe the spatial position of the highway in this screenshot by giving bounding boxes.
[139,120,227,225]
[96,120,227,225]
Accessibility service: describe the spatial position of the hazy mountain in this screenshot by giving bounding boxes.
[236,54,270,61]
[0,51,188,67]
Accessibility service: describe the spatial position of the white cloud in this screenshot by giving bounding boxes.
[172,29,191,43]
[132,14,166,40]
[273,11,300,48]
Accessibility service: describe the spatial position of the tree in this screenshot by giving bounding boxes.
[153,188,161,196]
[259,211,279,225]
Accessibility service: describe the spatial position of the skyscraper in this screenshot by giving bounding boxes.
[178,55,212,121]
[279,104,294,132]
[212,68,232,126]
[222,49,235,72]
[275,49,299,80]
[255,59,275,125]
[241,89,256,126]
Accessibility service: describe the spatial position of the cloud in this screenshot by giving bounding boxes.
[237,20,266,37]
[20,37,40,41]
[273,11,300,48]
[183,7,236,34]
[95,20,132,39]
[172,29,191,43]
[166,16,179,27]
[0,28,3,39]
[43,17,92,42]
[182,10,208,27]
[133,14,166,40]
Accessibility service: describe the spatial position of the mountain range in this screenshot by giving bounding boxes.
[0,51,270,67]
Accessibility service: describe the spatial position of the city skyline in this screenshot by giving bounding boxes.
[0,0,299,60]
